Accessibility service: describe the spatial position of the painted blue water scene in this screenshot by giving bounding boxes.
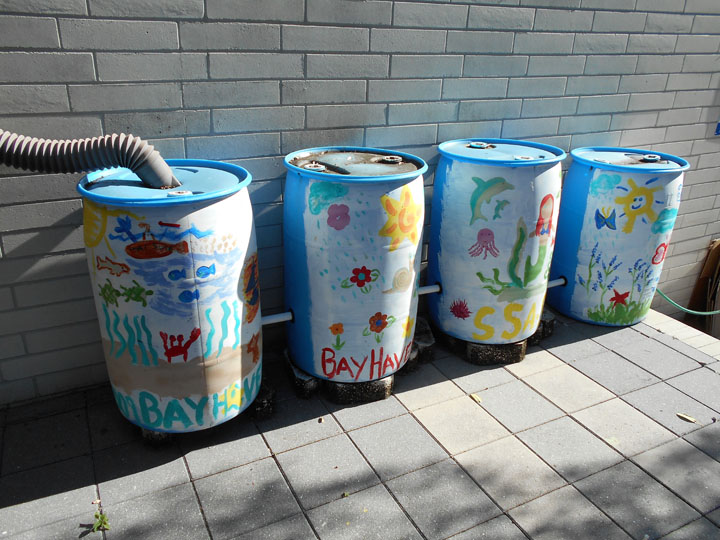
[80,161,263,432]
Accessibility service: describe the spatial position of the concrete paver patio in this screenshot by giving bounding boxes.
[2,309,720,539]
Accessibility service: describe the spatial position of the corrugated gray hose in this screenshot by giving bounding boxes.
[0,130,180,188]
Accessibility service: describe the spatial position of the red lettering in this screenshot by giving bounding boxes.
[369,347,382,379]
[397,341,413,370]
[321,348,336,378]
[351,356,368,381]
[382,354,395,377]
[336,357,353,378]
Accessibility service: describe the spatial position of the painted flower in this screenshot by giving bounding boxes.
[329,323,344,336]
[368,312,389,333]
[350,266,373,288]
[327,204,350,231]
[652,243,668,265]
[403,317,415,339]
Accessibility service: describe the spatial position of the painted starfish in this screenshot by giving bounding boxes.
[609,289,630,307]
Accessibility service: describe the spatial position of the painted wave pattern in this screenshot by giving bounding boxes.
[102,303,159,366]
[204,300,244,359]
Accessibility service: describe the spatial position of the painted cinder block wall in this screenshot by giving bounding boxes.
[1,0,719,404]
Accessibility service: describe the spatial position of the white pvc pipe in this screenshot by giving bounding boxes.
[417,284,441,295]
[547,277,567,289]
[260,311,293,326]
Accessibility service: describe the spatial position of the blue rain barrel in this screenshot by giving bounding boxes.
[427,139,566,344]
[283,147,427,382]
[77,160,262,432]
[548,147,689,326]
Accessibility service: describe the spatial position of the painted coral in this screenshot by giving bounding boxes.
[449,299,472,319]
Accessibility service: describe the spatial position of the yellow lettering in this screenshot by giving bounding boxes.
[501,303,523,340]
[472,306,495,341]
[522,303,538,334]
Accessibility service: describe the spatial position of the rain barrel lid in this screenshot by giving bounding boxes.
[284,146,428,182]
[438,138,566,166]
[570,147,690,173]
[77,159,251,207]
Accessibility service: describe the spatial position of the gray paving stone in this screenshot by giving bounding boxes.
[414,395,510,455]
[232,513,316,540]
[593,327,700,379]
[622,382,718,436]
[575,460,700,539]
[707,508,720,527]
[307,484,421,540]
[255,397,342,454]
[276,434,379,510]
[569,349,661,395]
[540,323,607,362]
[668,368,720,413]
[11,511,96,540]
[455,435,565,510]
[104,483,209,539]
[393,363,464,410]
[95,440,189,506]
[387,459,501,540]
[88,399,142,451]
[509,485,631,540]
[660,518,720,540]
[517,416,623,482]
[448,514,527,539]
[2,409,91,474]
[180,416,269,479]
[523,364,615,413]
[477,379,564,433]
[5,392,85,423]
[633,438,720,514]
[0,456,97,537]
[323,395,407,431]
[572,398,676,457]
[433,349,517,393]
[86,382,116,405]
[635,323,719,366]
[684,421,720,461]
[348,414,448,481]
[504,346,565,378]
[195,457,301,539]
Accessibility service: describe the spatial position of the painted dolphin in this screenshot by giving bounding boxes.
[469,177,514,224]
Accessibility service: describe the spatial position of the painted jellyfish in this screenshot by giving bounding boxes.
[468,228,499,259]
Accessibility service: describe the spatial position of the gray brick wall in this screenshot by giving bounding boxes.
[1,0,719,404]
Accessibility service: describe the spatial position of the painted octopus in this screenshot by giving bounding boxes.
[468,228,499,259]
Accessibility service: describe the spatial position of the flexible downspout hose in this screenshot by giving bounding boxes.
[0,130,180,188]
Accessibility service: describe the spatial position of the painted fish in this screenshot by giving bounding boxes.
[196,264,216,279]
[96,256,130,277]
[179,289,200,303]
[168,268,187,281]
[469,176,514,224]
[125,240,189,259]
[594,208,617,230]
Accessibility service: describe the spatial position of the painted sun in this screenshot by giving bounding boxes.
[614,178,662,234]
[378,185,422,251]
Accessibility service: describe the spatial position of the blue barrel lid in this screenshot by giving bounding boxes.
[438,138,566,166]
[284,146,428,182]
[77,159,251,207]
[570,147,690,173]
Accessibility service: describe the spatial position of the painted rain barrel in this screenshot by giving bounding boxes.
[283,147,427,383]
[548,147,689,326]
[77,160,262,432]
[427,138,566,344]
